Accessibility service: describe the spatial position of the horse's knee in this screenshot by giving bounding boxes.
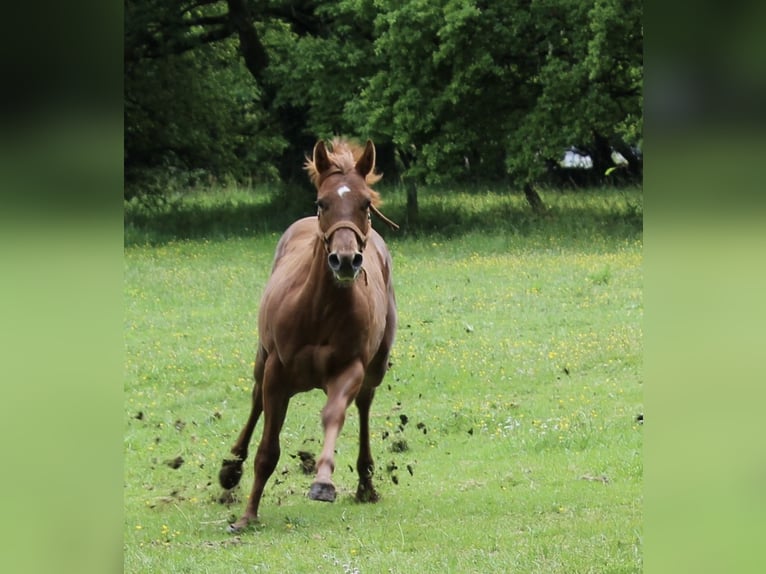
[320,399,348,429]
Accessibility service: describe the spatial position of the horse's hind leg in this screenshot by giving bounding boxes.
[229,356,290,532]
[219,346,266,490]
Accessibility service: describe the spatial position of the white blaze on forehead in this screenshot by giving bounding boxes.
[337,184,351,198]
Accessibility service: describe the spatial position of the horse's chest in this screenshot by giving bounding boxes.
[270,296,383,378]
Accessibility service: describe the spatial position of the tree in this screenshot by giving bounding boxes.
[258,0,381,181]
[504,0,643,185]
[125,0,381,190]
[124,0,642,202]
[349,0,642,210]
[125,1,286,193]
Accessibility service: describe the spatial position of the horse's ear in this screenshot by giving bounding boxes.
[355,139,376,178]
[313,140,332,174]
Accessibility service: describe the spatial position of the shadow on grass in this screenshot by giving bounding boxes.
[125,200,309,246]
[125,187,642,247]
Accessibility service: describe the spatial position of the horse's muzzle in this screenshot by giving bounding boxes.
[328,251,364,283]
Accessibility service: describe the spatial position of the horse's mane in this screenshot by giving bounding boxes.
[305,137,383,196]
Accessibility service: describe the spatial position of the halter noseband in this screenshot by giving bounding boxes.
[319,220,371,286]
[320,220,370,251]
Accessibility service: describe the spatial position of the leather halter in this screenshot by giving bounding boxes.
[320,220,370,251]
[319,219,371,285]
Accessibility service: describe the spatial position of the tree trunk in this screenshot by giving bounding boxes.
[406,179,419,226]
[226,0,273,106]
[523,183,546,214]
[395,148,419,227]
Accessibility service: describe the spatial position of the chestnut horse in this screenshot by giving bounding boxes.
[219,138,398,532]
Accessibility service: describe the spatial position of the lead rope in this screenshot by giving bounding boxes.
[370,205,400,231]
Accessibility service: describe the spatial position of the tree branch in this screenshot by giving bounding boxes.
[183,14,230,28]
[226,0,271,96]
[180,0,222,12]
[126,24,235,62]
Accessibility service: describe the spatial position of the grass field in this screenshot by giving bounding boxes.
[124,187,642,572]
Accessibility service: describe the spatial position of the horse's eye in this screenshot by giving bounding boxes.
[362,200,372,211]
[315,200,327,212]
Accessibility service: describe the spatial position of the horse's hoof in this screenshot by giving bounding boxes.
[309,481,336,502]
[227,517,251,533]
[355,484,379,503]
[219,459,243,489]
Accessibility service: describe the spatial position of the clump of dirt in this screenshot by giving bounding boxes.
[291,450,316,475]
[390,439,408,453]
[380,403,420,484]
[385,461,399,485]
[218,490,239,505]
[165,456,184,469]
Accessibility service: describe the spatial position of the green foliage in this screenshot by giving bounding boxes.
[505,0,643,182]
[124,190,642,572]
[125,39,287,195]
[348,0,444,178]
[125,1,289,196]
[263,0,379,139]
[348,0,642,186]
[125,0,642,194]
[348,0,523,183]
[585,0,643,145]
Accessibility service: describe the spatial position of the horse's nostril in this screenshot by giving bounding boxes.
[352,253,363,270]
[328,253,341,270]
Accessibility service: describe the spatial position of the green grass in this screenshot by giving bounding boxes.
[125,188,642,572]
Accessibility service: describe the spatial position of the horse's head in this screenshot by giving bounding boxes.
[309,138,383,285]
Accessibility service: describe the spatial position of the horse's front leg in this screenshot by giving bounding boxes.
[309,361,365,502]
[354,384,379,502]
[354,335,393,502]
